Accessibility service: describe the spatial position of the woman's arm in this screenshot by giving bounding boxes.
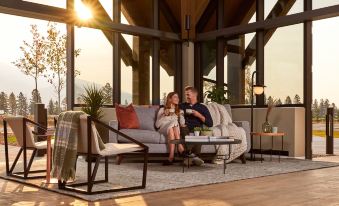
[155,108,164,128]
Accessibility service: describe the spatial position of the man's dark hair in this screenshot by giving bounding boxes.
[185,86,198,94]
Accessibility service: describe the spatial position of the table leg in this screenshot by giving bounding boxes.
[271,136,273,161]
[46,136,51,184]
[260,135,262,162]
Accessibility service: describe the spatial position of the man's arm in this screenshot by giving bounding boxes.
[192,105,213,127]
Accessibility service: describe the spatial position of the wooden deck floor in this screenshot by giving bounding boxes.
[1,157,339,206]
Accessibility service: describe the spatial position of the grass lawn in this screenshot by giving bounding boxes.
[0,135,18,145]
[313,130,339,138]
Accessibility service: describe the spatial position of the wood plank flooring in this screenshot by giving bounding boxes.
[1,157,339,206]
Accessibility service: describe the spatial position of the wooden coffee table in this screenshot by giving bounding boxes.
[251,132,285,162]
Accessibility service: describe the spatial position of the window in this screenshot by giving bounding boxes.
[313,0,339,9]
[264,24,304,105]
[160,41,175,104]
[201,40,216,99]
[74,27,113,105]
[265,0,303,20]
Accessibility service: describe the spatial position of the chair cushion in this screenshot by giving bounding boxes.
[115,104,140,129]
[35,139,55,150]
[134,106,158,131]
[99,143,143,156]
[118,129,164,144]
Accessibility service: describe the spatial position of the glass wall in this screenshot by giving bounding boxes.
[265,0,303,19]
[160,41,175,104]
[74,27,113,105]
[121,33,152,105]
[264,24,304,105]
[201,40,216,99]
[313,0,339,9]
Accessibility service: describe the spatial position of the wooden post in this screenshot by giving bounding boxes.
[34,103,47,156]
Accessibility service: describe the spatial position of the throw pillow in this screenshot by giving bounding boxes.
[134,106,158,131]
[115,103,140,129]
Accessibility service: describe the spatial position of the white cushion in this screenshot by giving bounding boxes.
[98,143,143,156]
[34,139,55,150]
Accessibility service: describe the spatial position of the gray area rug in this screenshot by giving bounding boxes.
[0,156,339,201]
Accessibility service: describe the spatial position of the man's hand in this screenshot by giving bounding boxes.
[192,110,206,123]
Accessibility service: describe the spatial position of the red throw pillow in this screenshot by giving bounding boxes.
[115,103,140,129]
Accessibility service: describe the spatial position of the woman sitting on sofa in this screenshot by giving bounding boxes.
[156,92,185,165]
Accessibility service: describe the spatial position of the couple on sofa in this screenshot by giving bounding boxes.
[156,86,213,166]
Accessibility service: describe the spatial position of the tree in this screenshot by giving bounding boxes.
[48,99,55,115]
[12,24,46,102]
[54,101,60,114]
[17,92,28,116]
[244,67,252,104]
[276,98,282,105]
[0,92,8,114]
[29,89,42,115]
[161,92,167,105]
[285,96,292,104]
[319,98,325,119]
[8,92,17,115]
[267,96,274,105]
[46,23,80,113]
[293,94,301,104]
[312,99,320,121]
[101,83,113,104]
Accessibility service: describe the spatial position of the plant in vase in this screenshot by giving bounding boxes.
[262,100,276,133]
[201,126,213,136]
[193,127,201,136]
[204,86,230,104]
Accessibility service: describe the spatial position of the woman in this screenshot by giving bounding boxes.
[156,92,185,165]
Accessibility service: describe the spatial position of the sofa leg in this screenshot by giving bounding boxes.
[116,155,124,165]
[240,153,246,164]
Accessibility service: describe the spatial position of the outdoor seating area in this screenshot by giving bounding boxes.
[2,0,339,205]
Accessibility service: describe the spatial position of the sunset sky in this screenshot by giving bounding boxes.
[0,0,339,105]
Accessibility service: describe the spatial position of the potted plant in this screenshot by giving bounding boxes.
[80,85,108,142]
[204,86,230,105]
[201,126,213,136]
[193,127,201,136]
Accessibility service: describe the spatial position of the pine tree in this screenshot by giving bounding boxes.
[124,99,128,105]
[17,92,28,116]
[8,92,17,115]
[161,92,167,105]
[285,96,292,104]
[276,98,282,105]
[54,101,60,114]
[101,83,113,104]
[293,94,301,104]
[29,89,42,115]
[312,99,320,122]
[324,99,330,110]
[267,96,274,105]
[0,92,8,114]
[48,99,55,115]
[319,99,325,119]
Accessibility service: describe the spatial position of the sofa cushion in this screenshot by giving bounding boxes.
[134,106,158,131]
[115,104,140,129]
[118,129,165,144]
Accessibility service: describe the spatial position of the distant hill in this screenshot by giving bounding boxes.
[0,61,132,104]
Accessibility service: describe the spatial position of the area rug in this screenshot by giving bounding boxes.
[0,155,339,202]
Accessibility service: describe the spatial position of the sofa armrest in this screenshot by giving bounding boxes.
[109,120,119,143]
[233,121,251,153]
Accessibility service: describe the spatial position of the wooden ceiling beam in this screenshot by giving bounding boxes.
[159,0,180,33]
[196,0,217,33]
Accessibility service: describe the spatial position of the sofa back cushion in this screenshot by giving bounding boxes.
[115,104,140,129]
[134,106,158,131]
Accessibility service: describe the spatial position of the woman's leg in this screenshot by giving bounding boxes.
[167,127,175,161]
[174,126,185,153]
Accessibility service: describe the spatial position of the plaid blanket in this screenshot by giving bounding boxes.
[51,111,85,181]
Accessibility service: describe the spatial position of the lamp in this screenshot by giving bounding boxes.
[250,71,266,160]
[184,15,191,46]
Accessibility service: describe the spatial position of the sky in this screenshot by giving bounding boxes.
[1,0,339,105]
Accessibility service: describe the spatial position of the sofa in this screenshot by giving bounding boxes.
[108,104,251,155]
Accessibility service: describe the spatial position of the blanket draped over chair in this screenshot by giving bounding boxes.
[205,103,247,164]
[51,111,85,181]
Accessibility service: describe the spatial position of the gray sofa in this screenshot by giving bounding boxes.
[108,105,251,154]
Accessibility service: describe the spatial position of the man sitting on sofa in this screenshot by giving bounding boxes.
[180,86,213,166]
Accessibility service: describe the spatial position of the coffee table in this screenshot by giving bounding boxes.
[170,137,242,174]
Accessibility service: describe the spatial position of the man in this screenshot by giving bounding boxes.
[180,86,213,166]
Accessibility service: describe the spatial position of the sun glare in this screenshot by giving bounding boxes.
[75,0,93,20]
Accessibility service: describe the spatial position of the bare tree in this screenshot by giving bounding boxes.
[45,22,80,112]
[12,25,46,102]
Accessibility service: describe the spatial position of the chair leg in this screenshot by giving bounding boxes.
[116,155,124,165]
[105,157,108,182]
[88,157,101,192]
[240,153,246,164]
[142,150,149,188]
[9,148,23,174]
[26,149,38,176]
